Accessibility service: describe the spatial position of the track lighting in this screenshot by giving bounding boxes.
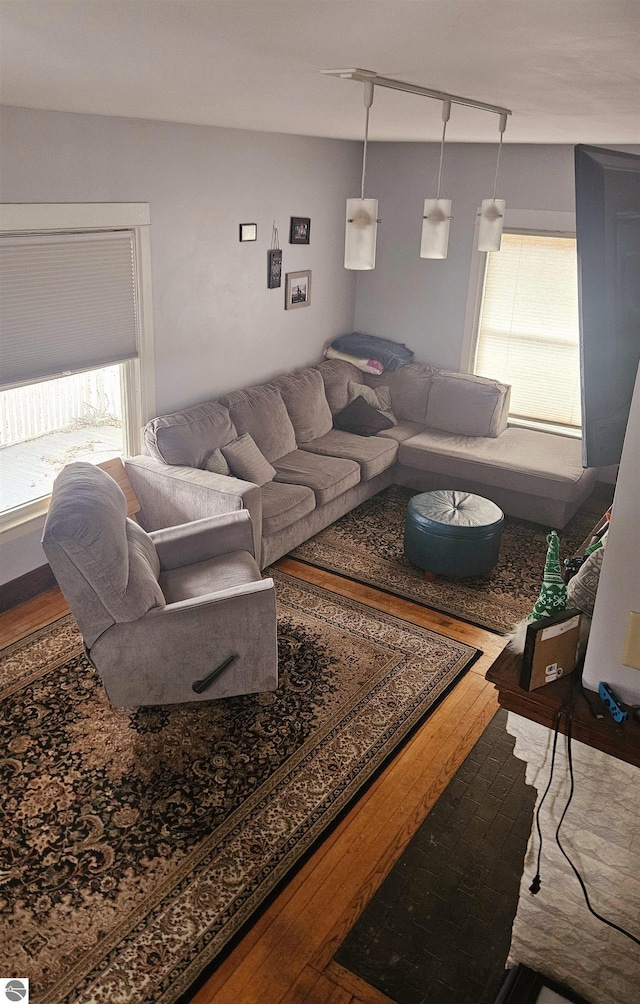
[322,69,511,267]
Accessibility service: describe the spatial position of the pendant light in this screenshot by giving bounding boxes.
[344,79,378,270]
[420,99,452,259]
[477,112,508,252]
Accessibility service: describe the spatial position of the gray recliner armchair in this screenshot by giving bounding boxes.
[42,462,278,707]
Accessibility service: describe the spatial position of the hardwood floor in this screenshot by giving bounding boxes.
[0,558,506,1004]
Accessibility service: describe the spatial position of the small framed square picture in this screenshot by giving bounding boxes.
[239,223,257,242]
[285,270,311,309]
[289,217,310,244]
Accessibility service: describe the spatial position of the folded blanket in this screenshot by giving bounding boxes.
[331,332,414,371]
[324,346,384,374]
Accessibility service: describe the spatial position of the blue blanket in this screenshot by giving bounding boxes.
[331,332,414,371]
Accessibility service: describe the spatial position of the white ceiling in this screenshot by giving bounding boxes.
[1,0,639,144]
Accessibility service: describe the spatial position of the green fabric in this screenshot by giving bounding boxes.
[527,530,568,622]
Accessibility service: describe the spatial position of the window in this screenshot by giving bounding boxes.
[472,230,581,432]
[0,365,125,513]
[0,203,155,535]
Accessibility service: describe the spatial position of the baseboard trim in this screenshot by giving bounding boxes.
[0,563,57,614]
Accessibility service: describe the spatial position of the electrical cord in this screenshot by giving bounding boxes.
[528,705,563,896]
[528,672,640,946]
[555,709,640,946]
[528,663,579,895]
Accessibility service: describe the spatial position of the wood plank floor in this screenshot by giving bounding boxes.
[0,557,506,1004]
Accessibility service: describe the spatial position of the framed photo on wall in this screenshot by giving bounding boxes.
[285,270,311,309]
[239,223,257,242]
[289,217,310,244]
[268,249,282,288]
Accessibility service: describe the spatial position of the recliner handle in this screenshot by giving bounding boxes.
[192,654,238,694]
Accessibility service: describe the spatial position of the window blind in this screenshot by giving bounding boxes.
[0,230,139,390]
[475,232,582,428]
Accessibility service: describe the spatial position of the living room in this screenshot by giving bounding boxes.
[1,3,639,1003]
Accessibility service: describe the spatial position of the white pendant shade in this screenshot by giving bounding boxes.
[477,198,506,252]
[344,198,378,270]
[420,198,452,259]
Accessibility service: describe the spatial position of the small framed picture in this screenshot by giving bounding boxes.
[268,249,282,289]
[239,223,257,242]
[289,217,310,244]
[519,608,582,691]
[285,270,311,309]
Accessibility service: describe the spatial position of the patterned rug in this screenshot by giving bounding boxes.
[0,570,479,1004]
[290,486,601,634]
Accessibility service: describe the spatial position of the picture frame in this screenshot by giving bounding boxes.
[285,270,311,310]
[289,217,310,245]
[519,608,582,691]
[239,223,257,242]
[267,249,282,289]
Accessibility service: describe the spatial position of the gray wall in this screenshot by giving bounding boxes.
[0,105,361,584]
[356,142,583,369]
[0,105,361,413]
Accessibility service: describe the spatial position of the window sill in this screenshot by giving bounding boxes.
[0,498,51,543]
[507,417,582,439]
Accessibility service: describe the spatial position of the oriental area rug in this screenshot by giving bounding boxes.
[0,571,478,1004]
[291,486,601,634]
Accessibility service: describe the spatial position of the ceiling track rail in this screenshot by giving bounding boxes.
[322,68,511,119]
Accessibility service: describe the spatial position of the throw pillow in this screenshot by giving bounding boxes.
[202,447,231,476]
[333,396,394,436]
[221,434,276,486]
[348,380,397,425]
[567,546,605,618]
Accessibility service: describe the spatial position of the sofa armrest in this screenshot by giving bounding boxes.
[151,510,256,569]
[124,455,263,561]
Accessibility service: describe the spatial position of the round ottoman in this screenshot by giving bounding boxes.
[404,490,504,579]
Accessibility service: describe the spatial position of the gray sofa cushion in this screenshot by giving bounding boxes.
[426,370,510,437]
[261,481,316,536]
[144,401,237,468]
[302,428,398,481]
[222,433,277,486]
[273,449,360,506]
[365,362,434,424]
[398,426,594,500]
[315,358,365,414]
[159,550,261,604]
[221,384,297,462]
[377,420,426,443]
[271,367,333,444]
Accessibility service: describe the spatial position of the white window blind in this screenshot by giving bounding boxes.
[0,230,139,390]
[475,232,581,428]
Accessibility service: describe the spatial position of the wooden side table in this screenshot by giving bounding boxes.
[486,645,640,770]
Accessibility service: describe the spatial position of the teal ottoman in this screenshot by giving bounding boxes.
[404,490,504,580]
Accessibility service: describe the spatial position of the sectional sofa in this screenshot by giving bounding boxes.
[124,358,597,569]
